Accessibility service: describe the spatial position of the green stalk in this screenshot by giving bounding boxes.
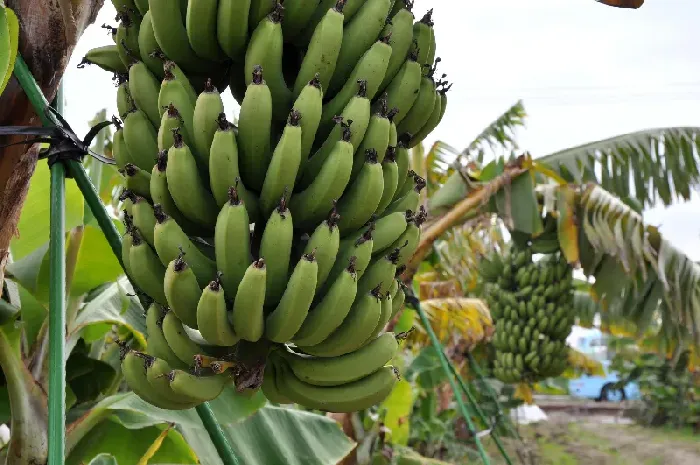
[0,328,48,464]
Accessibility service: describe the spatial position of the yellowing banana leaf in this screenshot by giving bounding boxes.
[513,382,534,405]
[567,348,605,377]
[379,379,413,446]
[417,279,462,300]
[409,298,493,351]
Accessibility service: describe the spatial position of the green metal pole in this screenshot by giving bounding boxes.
[448,362,513,465]
[48,160,66,465]
[409,294,492,465]
[196,404,240,465]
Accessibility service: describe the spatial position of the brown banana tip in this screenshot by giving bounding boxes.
[277,187,290,213]
[118,188,135,202]
[122,211,133,231]
[167,370,176,383]
[414,174,427,193]
[334,0,347,13]
[365,148,378,163]
[380,31,392,44]
[227,183,242,205]
[376,93,388,116]
[309,73,322,89]
[386,107,400,122]
[384,146,397,163]
[398,132,412,147]
[414,205,428,225]
[395,265,407,277]
[174,249,187,272]
[269,1,284,23]
[153,204,168,224]
[288,109,302,126]
[340,124,352,142]
[254,258,266,269]
[166,103,180,118]
[204,78,216,93]
[156,150,168,171]
[209,273,223,291]
[217,112,232,130]
[387,247,402,264]
[420,8,434,26]
[130,228,143,245]
[408,48,419,62]
[77,57,92,68]
[327,201,341,228]
[252,65,264,84]
[171,127,184,148]
[123,163,137,177]
[371,285,383,299]
[303,249,317,262]
[356,80,368,98]
[404,209,415,221]
[346,256,358,273]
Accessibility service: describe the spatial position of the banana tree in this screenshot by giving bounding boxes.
[407,100,700,349]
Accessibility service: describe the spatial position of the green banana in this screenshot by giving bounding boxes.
[265,252,319,343]
[367,293,393,342]
[79,45,128,74]
[392,142,410,200]
[153,204,217,287]
[390,282,405,319]
[121,228,134,277]
[165,130,218,228]
[121,351,196,409]
[301,84,370,188]
[129,230,167,304]
[382,170,425,216]
[370,210,408,255]
[411,9,434,72]
[282,0,323,41]
[128,61,162,127]
[144,304,187,369]
[146,357,202,405]
[276,363,398,413]
[112,119,136,169]
[197,274,241,345]
[289,127,354,230]
[215,185,252,298]
[336,149,384,235]
[137,11,165,80]
[192,80,225,170]
[164,254,202,329]
[259,197,294,305]
[261,358,293,404]
[244,4,293,121]
[149,0,213,72]
[168,369,229,402]
[217,0,251,61]
[186,0,225,61]
[397,71,436,136]
[122,109,159,171]
[375,147,399,214]
[342,0,367,22]
[356,249,398,296]
[321,37,391,135]
[327,0,392,94]
[208,116,260,222]
[377,4,415,93]
[115,10,141,68]
[116,76,134,119]
[158,69,197,148]
[260,110,303,216]
[162,310,204,365]
[231,259,266,339]
[318,223,372,296]
[293,0,345,97]
[382,55,422,125]
[353,97,390,179]
[248,0,277,30]
[297,287,382,357]
[302,206,341,292]
[282,332,397,386]
[133,0,149,14]
[385,207,425,267]
[129,194,156,248]
[292,76,324,179]
[158,104,189,153]
[151,150,207,235]
[408,87,441,148]
[292,256,358,346]
[237,66,273,192]
[163,60,199,106]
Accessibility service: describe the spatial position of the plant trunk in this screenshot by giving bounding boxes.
[0,0,105,290]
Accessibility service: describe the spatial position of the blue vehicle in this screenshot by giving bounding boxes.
[567,328,641,402]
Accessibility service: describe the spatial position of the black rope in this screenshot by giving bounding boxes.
[0,105,116,175]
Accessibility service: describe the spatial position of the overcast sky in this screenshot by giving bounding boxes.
[63,0,699,260]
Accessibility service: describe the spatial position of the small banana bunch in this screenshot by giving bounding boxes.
[82,0,449,412]
[482,244,575,384]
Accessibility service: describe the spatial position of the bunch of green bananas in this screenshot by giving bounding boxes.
[483,246,575,384]
[83,0,449,413]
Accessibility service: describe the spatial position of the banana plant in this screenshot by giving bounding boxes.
[406,100,700,347]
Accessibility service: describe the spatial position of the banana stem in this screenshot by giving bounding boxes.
[404,162,527,280]
[0,328,49,465]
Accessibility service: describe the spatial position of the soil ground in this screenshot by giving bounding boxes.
[482,412,700,465]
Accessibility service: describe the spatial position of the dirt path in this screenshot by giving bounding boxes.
[487,413,700,465]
